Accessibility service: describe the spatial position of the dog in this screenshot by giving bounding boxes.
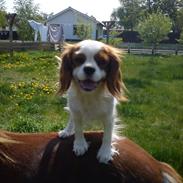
[57,40,127,163]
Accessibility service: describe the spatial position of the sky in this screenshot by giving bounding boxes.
[5,0,121,22]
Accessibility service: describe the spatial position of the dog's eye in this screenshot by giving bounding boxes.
[73,54,86,66]
[94,53,109,69]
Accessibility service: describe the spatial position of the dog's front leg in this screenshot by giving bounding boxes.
[58,116,75,138]
[97,118,118,163]
[73,117,89,156]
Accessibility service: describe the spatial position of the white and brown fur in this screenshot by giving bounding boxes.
[0,131,182,183]
[57,40,127,163]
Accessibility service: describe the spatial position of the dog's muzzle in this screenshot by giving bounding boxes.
[84,66,95,76]
[79,79,100,92]
[77,66,99,91]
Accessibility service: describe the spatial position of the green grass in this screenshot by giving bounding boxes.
[0,51,67,132]
[0,51,183,176]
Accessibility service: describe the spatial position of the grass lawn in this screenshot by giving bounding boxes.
[0,51,183,176]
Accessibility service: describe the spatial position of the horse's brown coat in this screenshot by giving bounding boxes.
[0,131,182,183]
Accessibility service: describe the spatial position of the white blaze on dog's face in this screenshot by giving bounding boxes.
[72,40,107,92]
[59,39,127,101]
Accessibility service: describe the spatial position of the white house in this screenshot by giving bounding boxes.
[47,7,103,41]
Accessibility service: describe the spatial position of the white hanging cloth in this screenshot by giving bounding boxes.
[28,20,48,42]
[48,24,64,43]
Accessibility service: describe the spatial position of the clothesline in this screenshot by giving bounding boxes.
[28,20,64,43]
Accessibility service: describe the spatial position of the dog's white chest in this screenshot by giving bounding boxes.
[80,99,102,121]
[68,92,115,122]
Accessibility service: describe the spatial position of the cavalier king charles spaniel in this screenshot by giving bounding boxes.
[57,40,127,163]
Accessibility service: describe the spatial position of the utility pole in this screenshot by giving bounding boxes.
[6,13,17,58]
[102,21,115,44]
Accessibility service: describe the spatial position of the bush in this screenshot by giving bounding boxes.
[179,30,183,44]
[137,13,172,46]
[118,31,142,43]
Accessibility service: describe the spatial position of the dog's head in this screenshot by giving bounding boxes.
[58,40,127,101]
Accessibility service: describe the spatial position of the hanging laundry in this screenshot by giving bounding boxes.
[39,25,48,42]
[28,20,48,42]
[28,20,41,41]
[48,24,64,43]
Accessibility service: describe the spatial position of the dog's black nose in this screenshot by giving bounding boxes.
[84,66,95,76]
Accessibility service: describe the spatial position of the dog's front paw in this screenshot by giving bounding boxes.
[58,130,74,138]
[73,139,89,156]
[97,145,119,164]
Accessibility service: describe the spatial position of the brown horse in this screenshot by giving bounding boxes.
[0,130,182,183]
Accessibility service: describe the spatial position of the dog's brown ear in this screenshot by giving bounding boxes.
[105,46,128,102]
[57,44,76,95]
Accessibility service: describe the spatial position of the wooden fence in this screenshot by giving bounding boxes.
[1,41,183,55]
[120,43,183,55]
[0,41,55,52]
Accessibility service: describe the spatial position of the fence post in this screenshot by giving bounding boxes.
[128,43,130,54]
[175,44,178,55]
[152,44,156,55]
[6,13,17,58]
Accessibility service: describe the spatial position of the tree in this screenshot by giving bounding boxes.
[153,0,183,32]
[0,11,6,27]
[0,0,5,10]
[107,30,122,47]
[40,12,54,23]
[137,12,172,48]
[179,29,183,43]
[111,0,183,32]
[13,0,42,40]
[111,0,145,30]
[175,8,183,32]
[74,17,92,40]
[0,0,6,27]
[142,0,183,32]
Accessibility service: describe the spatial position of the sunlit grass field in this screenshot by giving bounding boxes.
[0,51,183,176]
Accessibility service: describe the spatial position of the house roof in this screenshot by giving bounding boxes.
[47,6,103,25]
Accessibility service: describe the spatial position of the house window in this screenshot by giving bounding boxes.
[73,25,78,35]
[73,24,87,35]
